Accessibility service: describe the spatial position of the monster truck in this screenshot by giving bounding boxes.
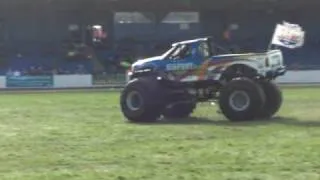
[120,37,286,122]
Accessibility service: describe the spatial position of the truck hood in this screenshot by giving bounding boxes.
[132,56,163,66]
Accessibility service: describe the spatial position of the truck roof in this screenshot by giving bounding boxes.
[172,37,211,47]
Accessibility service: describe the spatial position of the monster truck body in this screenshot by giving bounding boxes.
[128,37,285,84]
[121,37,286,122]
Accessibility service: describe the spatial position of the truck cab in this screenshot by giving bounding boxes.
[129,38,214,81]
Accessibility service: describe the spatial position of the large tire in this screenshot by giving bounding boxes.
[219,77,266,121]
[163,102,196,119]
[120,78,164,123]
[256,80,283,119]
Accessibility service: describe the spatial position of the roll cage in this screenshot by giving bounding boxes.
[162,38,214,60]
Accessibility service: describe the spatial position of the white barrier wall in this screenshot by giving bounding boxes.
[0,76,6,88]
[0,71,320,89]
[276,70,320,84]
[53,74,92,88]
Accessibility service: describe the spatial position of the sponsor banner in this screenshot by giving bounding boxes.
[6,75,53,88]
[271,21,305,49]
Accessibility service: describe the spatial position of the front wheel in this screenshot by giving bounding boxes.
[120,78,164,123]
[256,80,283,119]
[219,78,266,121]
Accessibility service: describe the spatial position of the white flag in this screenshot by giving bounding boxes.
[271,22,305,49]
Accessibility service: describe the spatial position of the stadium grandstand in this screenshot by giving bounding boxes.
[0,0,318,84]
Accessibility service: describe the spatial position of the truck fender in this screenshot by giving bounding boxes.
[220,61,260,81]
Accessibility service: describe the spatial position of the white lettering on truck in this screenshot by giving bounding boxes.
[166,63,197,71]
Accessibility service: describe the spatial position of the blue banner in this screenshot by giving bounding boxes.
[6,75,53,88]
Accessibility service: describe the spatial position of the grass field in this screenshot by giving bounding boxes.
[0,87,319,180]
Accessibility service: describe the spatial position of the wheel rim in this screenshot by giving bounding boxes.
[126,91,143,111]
[229,90,250,111]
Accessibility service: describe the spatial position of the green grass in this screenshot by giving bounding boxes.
[0,87,319,180]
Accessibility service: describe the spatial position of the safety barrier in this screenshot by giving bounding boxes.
[0,76,6,88]
[0,74,93,89]
[54,75,92,88]
[275,70,320,84]
[0,70,319,89]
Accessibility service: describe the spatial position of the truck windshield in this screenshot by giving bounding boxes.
[162,46,177,58]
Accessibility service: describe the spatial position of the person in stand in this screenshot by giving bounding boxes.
[223,23,241,53]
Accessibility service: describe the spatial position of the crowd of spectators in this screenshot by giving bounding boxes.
[1,33,319,77]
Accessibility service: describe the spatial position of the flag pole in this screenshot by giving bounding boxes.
[268,23,278,51]
[267,41,273,51]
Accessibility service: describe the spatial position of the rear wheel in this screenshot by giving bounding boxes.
[120,78,164,123]
[256,80,283,119]
[219,78,266,121]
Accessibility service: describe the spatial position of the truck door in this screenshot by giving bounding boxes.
[165,44,200,81]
